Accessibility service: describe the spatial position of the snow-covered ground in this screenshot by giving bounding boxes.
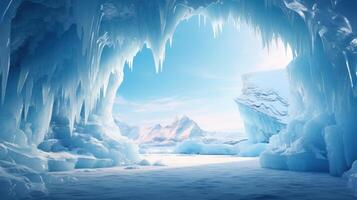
[30,155,356,200]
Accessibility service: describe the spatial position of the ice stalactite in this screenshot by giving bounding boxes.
[0,0,21,104]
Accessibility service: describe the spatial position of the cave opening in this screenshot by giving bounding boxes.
[0,1,357,199]
[113,15,292,156]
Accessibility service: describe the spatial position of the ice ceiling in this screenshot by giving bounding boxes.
[0,0,357,197]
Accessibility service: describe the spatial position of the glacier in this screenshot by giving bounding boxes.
[0,0,357,199]
[232,69,289,158]
[235,69,289,143]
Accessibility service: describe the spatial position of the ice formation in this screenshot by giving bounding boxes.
[236,69,289,143]
[0,0,357,198]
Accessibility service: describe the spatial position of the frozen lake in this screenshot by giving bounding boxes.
[32,154,356,200]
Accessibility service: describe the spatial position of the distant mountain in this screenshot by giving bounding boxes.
[115,115,246,154]
[138,115,206,144]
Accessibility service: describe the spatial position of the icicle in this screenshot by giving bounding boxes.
[0,0,19,104]
[102,72,111,98]
[23,77,33,120]
[75,100,84,123]
[168,35,173,48]
[68,100,76,133]
[17,68,28,94]
[147,42,166,73]
[211,21,223,38]
[72,0,101,56]
[126,58,134,71]
[83,98,90,124]
[232,17,241,31]
[42,83,51,105]
[343,51,354,89]
[0,22,10,104]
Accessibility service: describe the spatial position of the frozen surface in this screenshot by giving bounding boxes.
[30,155,356,200]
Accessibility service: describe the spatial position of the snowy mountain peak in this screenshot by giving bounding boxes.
[152,124,163,130]
[172,115,190,124]
[171,115,197,128]
[137,116,205,144]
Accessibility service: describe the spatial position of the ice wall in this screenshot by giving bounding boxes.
[259,1,357,177]
[0,0,356,198]
[236,70,289,143]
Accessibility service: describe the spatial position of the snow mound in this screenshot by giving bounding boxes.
[39,115,139,170]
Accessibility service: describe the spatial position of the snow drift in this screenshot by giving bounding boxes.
[0,0,357,198]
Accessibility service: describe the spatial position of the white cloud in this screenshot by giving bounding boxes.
[115,96,201,113]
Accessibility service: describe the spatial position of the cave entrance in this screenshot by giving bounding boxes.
[113,15,292,161]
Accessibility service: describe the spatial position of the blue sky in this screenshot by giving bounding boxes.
[113,16,292,132]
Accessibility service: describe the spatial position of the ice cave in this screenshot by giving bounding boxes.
[0,0,357,199]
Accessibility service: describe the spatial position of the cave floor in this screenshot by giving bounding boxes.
[32,155,356,200]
